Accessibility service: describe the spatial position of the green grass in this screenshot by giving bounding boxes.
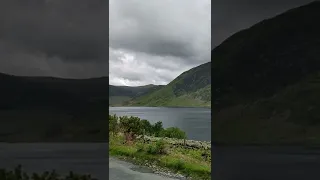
[109,135,211,180]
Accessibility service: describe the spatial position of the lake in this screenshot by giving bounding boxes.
[0,143,108,180]
[212,146,320,180]
[109,107,211,141]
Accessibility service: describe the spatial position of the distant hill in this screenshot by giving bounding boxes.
[212,1,320,145]
[125,62,211,107]
[0,73,109,142]
[109,84,163,106]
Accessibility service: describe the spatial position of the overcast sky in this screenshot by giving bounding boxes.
[0,0,314,85]
[0,0,108,79]
[109,0,211,86]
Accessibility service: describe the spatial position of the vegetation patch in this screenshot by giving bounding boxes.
[109,115,211,180]
[0,165,97,180]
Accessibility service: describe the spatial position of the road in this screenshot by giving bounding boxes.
[212,146,320,180]
[109,157,178,180]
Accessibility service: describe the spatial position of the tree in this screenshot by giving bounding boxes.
[152,121,164,137]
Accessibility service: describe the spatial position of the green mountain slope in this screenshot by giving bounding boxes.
[109,84,163,105]
[126,62,211,107]
[212,1,320,145]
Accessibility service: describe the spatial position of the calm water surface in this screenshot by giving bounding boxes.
[109,107,211,141]
[0,143,108,180]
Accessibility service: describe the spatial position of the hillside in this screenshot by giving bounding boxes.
[212,1,320,145]
[0,73,109,142]
[109,84,163,105]
[126,62,211,107]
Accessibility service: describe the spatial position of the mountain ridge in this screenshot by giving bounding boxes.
[123,61,211,107]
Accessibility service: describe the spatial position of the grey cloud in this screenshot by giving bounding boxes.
[212,0,314,47]
[109,0,210,63]
[0,0,108,78]
[109,0,210,86]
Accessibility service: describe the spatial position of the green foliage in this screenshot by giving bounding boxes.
[108,114,118,135]
[108,115,187,140]
[146,140,167,155]
[119,116,143,136]
[140,119,153,135]
[0,165,96,180]
[160,127,187,139]
[152,121,164,137]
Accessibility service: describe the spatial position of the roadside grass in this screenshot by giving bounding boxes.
[109,134,211,180]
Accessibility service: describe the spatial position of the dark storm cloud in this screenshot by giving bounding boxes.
[0,0,108,78]
[212,0,315,48]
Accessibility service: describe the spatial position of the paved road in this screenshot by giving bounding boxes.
[109,157,178,180]
[0,143,108,180]
[212,146,320,180]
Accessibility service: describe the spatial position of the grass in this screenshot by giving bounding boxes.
[109,134,211,180]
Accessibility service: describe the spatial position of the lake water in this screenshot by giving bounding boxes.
[0,143,108,180]
[109,107,211,141]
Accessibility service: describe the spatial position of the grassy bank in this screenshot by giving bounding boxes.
[109,134,211,180]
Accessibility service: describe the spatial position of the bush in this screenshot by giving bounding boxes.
[146,140,167,155]
[160,127,187,139]
[109,115,187,141]
[0,165,97,180]
[109,114,118,135]
[152,121,164,137]
[140,119,153,135]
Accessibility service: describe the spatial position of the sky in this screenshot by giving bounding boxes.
[0,0,108,79]
[0,0,314,85]
[109,0,211,86]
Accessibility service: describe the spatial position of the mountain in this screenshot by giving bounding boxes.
[212,1,320,145]
[0,73,109,142]
[125,62,211,107]
[109,84,163,105]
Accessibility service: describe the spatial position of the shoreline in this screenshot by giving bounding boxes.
[109,106,211,109]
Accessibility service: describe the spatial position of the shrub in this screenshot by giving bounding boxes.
[109,114,118,135]
[0,165,97,180]
[146,140,167,155]
[160,127,187,139]
[140,119,153,135]
[119,116,143,141]
[152,121,164,137]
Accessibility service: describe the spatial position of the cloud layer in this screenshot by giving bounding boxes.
[0,0,108,78]
[109,0,211,86]
[212,0,314,48]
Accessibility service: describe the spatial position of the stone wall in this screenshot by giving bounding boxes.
[137,135,211,150]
